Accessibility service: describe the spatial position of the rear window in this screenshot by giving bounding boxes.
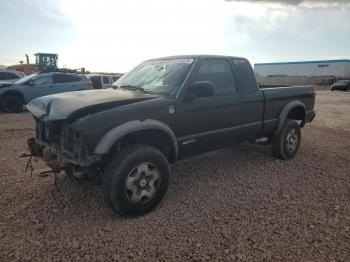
[233,59,258,92]
[103,76,110,84]
[0,72,19,80]
[54,74,81,83]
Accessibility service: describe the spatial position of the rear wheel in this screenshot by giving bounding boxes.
[1,94,23,113]
[271,120,301,160]
[102,145,170,217]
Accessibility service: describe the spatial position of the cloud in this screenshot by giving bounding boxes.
[223,1,350,63]
[226,0,350,5]
[2,0,348,71]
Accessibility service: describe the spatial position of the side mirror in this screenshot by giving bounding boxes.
[184,81,215,102]
[27,80,34,86]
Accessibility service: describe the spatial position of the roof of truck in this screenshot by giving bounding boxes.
[255,59,350,66]
[146,55,247,61]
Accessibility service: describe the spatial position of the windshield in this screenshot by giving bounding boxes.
[14,73,39,85]
[114,59,194,96]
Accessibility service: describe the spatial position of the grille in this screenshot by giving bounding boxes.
[62,126,75,152]
[35,118,46,141]
[34,118,61,144]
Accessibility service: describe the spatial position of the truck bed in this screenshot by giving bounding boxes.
[261,85,316,136]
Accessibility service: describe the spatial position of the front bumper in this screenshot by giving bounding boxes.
[27,137,100,170]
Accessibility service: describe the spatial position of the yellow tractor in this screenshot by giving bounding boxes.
[7,53,58,75]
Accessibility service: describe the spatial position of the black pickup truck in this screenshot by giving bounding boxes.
[27,55,316,217]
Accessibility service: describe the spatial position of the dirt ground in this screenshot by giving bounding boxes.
[0,90,349,261]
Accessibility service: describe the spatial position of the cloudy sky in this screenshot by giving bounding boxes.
[0,0,349,72]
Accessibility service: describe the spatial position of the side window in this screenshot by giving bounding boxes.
[233,59,258,92]
[34,76,52,85]
[192,59,236,95]
[198,63,210,73]
[103,76,110,84]
[54,74,81,83]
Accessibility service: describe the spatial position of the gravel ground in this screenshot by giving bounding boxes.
[0,90,349,261]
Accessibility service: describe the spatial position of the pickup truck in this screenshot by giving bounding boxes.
[26,55,316,217]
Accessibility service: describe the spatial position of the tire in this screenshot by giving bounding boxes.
[102,144,170,217]
[1,94,23,113]
[271,119,301,160]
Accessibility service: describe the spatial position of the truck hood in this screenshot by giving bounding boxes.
[26,89,158,121]
[0,81,14,88]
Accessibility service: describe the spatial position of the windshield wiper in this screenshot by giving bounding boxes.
[120,84,142,90]
[119,85,154,94]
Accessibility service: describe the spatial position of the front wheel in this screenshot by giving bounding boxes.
[1,94,23,113]
[271,120,301,160]
[102,145,170,217]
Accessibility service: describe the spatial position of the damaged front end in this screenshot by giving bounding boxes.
[28,117,101,177]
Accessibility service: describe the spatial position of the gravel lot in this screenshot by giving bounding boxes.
[0,90,349,261]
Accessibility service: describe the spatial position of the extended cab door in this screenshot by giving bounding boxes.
[175,58,242,158]
[232,59,264,141]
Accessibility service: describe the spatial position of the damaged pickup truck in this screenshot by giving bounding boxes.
[27,55,316,217]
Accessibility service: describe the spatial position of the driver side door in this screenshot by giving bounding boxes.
[175,58,243,158]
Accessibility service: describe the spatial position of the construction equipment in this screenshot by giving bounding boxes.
[34,53,58,72]
[7,53,124,76]
[8,53,59,75]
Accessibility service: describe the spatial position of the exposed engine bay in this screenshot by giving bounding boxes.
[27,118,101,178]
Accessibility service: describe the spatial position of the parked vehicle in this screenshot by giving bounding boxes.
[0,72,93,113]
[86,74,119,89]
[0,69,25,83]
[331,80,350,91]
[111,75,123,82]
[27,55,316,217]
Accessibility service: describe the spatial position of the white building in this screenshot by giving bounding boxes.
[254,59,350,78]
